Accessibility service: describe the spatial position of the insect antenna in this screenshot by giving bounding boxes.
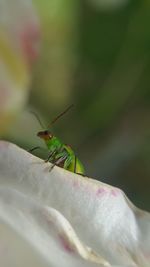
[48,104,74,127]
[30,111,46,129]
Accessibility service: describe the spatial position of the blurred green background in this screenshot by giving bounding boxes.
[8,0,150,210]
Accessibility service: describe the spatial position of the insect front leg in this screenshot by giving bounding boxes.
[45,145,64,163]
[28,146,49,154]
[49,154,68,172]
[45,149,58,163]
[28,146,41,153]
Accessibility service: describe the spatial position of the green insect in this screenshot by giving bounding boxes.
[30,105,85,175]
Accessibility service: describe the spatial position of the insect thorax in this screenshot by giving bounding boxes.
[46,136,63,151]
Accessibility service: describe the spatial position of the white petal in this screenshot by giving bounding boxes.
[0,141,150,267]
[0,187,111,267]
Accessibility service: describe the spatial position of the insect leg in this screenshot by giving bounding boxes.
[45,146,64,163]
[74,155,77,173]
[28,146,41,153]
[45,149,57,163]
[49,155,67,172]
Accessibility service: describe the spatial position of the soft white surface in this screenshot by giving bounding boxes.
[0,141,150,267]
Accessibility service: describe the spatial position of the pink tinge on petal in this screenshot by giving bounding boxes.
[110,189,120,197]
[73,180,79,188]
[58,234,75,253]
[96,187,106,196]
[19,23,40,65]
[145,252,150,260]
[0,141,9,149]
